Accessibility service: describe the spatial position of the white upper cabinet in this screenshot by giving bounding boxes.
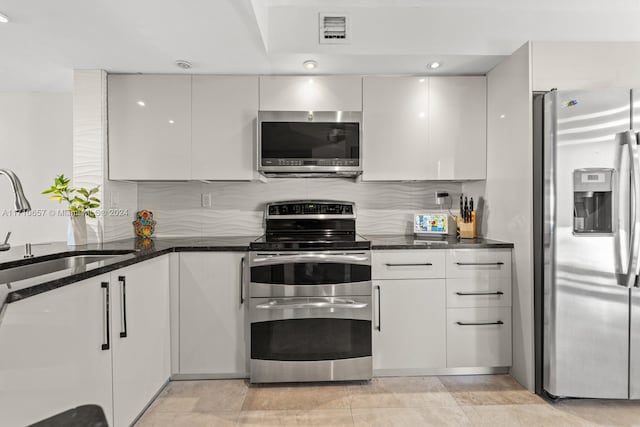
[108,74,192,180]
[191,76,258,180]
[429,77,487,180]
[362,76,486,181]
[259,76,362,111]
[363,76,431,180]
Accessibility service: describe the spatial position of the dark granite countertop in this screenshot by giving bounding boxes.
[0,236,258,311]
[0,234,513,312]
[364,234,514,250]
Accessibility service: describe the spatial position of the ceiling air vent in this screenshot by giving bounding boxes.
[319,13,349,44]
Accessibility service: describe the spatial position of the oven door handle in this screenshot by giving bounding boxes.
[252,253,370,265]
[255,298,369,310]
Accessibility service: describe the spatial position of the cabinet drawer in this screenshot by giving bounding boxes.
[372,250,446,280]
[446,278,511,308]
[446,249,511,279]
[446,307,511,368]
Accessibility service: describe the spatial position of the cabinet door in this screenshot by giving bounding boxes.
[179,252,247,376]
[0,275,113,426]
[191,76,258,180]
[259,76,362,111]
[108,74,191,180]
[428,77,487,179]
[373,279,446,371]
[446,307,512,368]
[362,77,431,180]
[111,256,170,427]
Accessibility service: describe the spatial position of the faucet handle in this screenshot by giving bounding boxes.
[24,242,33,258]
[0,232,10,251]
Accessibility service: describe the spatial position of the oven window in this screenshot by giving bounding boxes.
[251,263,371,285]
[251,318,371,361]
[261,122,360,160]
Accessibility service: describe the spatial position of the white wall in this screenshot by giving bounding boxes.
[532,41,640,91]
[0,93,72,245]
[481,42,534,390]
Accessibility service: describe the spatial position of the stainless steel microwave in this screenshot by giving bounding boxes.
[258,111,362,177]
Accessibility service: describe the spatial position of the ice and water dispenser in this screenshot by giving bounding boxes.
[573,168,614,234]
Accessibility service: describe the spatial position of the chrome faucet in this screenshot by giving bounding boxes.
[0,169,31,212]
[0,169,31,251]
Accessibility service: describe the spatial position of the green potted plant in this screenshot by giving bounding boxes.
[42,174,100,245]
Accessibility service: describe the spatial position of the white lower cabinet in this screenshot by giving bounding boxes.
[373,279,446,372]
[179,252,247,376]
[0,255,170,427]
[110,255,170,426]
[0,275,114,427]
[372,248,512,374]
[446,307,512,368]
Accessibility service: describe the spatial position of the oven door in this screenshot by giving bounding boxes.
[249,251,372,297]
[250,295,372,383]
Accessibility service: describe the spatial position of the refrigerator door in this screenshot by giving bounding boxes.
[544,89,631,399]
[627,89,640,399]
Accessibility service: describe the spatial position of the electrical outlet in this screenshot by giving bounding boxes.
[109,191,120,207]
[435,191,449,206]
[201,193,212,208]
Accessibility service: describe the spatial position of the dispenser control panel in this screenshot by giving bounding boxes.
[573,168,613,234]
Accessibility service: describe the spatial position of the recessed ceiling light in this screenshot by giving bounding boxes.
[303,60,318,70]
[168,119,175,124]
[428,62,441,70]
[0,12,9,23]
[418,78,425,83]
[136,101,146,107]
[175,60,192,70]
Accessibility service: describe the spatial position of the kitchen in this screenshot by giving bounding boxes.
[1,1,640,426]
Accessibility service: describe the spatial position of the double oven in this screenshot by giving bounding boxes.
[249,201,372,383]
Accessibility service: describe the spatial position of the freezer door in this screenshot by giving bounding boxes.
[544,89,631,399]
[627,89,640,399]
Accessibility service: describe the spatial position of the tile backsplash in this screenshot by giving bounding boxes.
[137,179,463,237]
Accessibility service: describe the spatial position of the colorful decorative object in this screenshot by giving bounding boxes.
[135,237,155,251]
[133,210,156,238]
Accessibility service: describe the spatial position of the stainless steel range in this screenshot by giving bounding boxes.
[249,200,372,383]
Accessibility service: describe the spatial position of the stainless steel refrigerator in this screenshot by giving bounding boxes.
[537,88,640,399]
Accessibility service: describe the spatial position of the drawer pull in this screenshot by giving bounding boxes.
[456,320,504,326]
[385,263,433,267]
[455,291,504,296]
[455,262,504,266]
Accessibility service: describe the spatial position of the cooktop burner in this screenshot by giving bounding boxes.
[249,200,370,251]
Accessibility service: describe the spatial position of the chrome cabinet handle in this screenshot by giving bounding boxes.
[385,263,432,267]
[456,320,504,326]
[240,257,245,305]
[118,276,127,338]
[252,253,370,265]
[375,285,381,332]
[101,282,110,351]
[455,291,504,296]
[256,297,368,310]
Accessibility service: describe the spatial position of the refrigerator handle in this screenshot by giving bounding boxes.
[617,131,640,287]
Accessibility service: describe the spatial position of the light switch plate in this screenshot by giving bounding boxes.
[201,193,212,208]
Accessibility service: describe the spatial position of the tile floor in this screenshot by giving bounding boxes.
[135,375,640,426]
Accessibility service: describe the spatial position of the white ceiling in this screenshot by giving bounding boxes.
[1,0,640,92]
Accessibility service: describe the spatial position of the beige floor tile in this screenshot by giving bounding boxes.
[169,411,238,427]
[347,377,458,409]
[463,404,594,427]
[554,399,640,426]
[439,375,543,406]
[237,409,353,426]
[351,406,471,427]
[135,411,178,427]
[242,384,351,411]
[147,396,199,412]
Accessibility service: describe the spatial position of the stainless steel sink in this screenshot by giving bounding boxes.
[0,253,134,284]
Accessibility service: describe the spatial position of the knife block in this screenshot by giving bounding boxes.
[456,213,476,239]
